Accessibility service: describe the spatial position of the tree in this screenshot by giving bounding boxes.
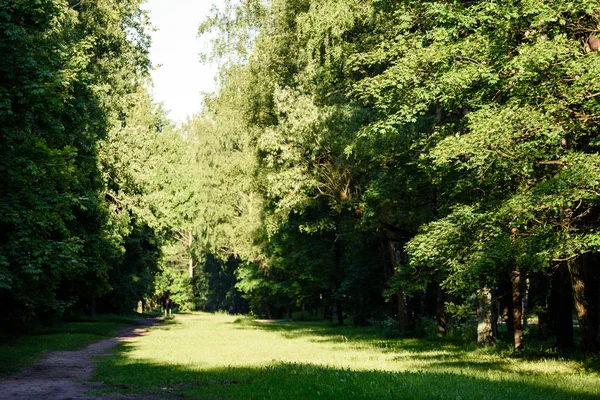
[0,0,152,322]
[196,0,600,353]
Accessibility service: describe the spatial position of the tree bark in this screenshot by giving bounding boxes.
[477,287,494,345]
[511,265,524,351]
[188,231,194,278]
[386,230,409,332]
[265,301,273,320]
[568,257,600,353]
[499,280,514,333]
[380,233,397,318]
[491,288,499,338]
[333,235,344,326]
[522,276,530,329]
[436,283,447,337]
[397,288,408,332]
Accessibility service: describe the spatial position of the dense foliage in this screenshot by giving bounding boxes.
[2,0,599,354]
[0,0,187,321]
[192,0,600,352]
[0,0,153,321]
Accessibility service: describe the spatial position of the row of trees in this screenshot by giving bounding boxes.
[2,0,599,354]
[0,0,210,323]
[0,0,154,320]
[186,0,600,352]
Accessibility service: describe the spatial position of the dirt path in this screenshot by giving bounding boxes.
[0,318,165,400]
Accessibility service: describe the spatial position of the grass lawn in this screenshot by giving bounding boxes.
[0,314,151,376]
[94,313,600,399]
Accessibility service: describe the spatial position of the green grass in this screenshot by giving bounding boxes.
[0,313,151,376]
[94,313,600,399]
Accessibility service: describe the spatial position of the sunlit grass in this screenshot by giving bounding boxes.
[94,312,600,399]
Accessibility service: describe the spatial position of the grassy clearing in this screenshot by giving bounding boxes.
[0,314,151,376]
[95,313,600,399]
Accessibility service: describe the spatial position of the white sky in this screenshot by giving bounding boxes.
[144,0,225,123]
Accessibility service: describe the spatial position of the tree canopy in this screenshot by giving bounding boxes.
[2,0,599,353]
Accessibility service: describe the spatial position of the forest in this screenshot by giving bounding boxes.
[1,0,600,357]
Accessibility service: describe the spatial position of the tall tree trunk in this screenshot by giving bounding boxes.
[386,230,408,332]
[551,264,574,348]
[569,257,600,353]
[477,286,494,345]
[380,233,396,317]
[522,276,530,329]
[407,291,421,331]
[491,288,499,338]
[499,280,514,333]
[333,235,344,326]
[397,287,408,332]
[436,283,447,337]
[188,231,194,278]
[265,301,273,320]
[511,265,524,351]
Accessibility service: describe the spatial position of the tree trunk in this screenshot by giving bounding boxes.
[522,276,530,329]
[511,265,524,351]
[188,231,194,278]
[397,290,408,332]
[380,233,397,318]
[491,288,499,338]
[477,287,494,345]
[569,258,600,353]
[163,298,169,317]
[436,283,447,337]
[499,280,514,333]
[332,226,344,326]
[265,301,273,320]
[387,232,408,332]
[551,264,574,348]
[407,291,421,331]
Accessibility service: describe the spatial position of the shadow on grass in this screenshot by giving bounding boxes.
[96,339,599,400]
[230,318,475,356]
[228,317,600,374]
